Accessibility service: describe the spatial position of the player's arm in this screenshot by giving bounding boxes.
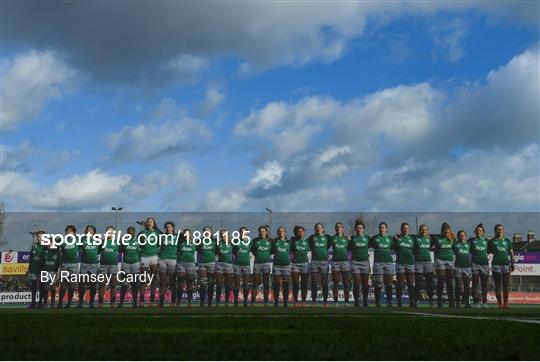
[508,238,515,272]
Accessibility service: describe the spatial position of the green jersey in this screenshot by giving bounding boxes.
[159,234,178,260]
[291,237,309,263]
[233,240,252,266]
[42,248,60,272]
[330,234,349,262]
[309,234,331,261]
[178,240,197,263]
[217,242,233,263]
[29,243,45,274]
[198,239,217,263]
[453,241,471,268]
[469,236,489,265]
[138,228,160,257]
[121,236,140,264]
[392,234,415,265]
[251,238,271,263]
[369,234,393,263]
[414,236,432,262]
[489,237,513,266]
[61,239,79,264]
[272,238,291,265]
[433,237,454,261]
[100,239,120,265]
[81,236,99,264]
[349,234,369,262]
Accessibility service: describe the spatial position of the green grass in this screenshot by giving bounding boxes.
[2,306,540,360]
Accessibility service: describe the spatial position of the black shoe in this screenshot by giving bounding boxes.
[89,302,95,309]
[27,303,36,309]
[75,304,83,309]
[376,304,381,307]
[283,302,288,308]
[437,302,444,308]
[117,303,124,308]
[64,303,72,309]
[234,301,239,307]
[56,303,63,309]
[397,302,402,308]
[37,302,43,309]
[363,302,369,308]
[387,303,393,308]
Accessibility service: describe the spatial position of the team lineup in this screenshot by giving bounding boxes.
[26,218,515,310]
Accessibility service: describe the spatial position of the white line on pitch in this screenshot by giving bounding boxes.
[396,311,540,325]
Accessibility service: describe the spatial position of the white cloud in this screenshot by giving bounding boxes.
[429,18,468,62]
[362,144,539,211]
[30,169,131,210]
[197,84,226,118]
[106,102,212,163]
[248,161,284,191]
[1,51,76,130]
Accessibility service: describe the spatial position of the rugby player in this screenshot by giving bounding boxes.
[232,226,252,307]
[392,223,415,307]
[290,226,309,307]
[197,225,216,307]
[369,222,394,307]
[215,229,234,307]
[98,226,119,308]
[77,225,99,308]
[177,228,197,307]
[489,224,515,308]
[271,226,291,307]
[413,224,434,307]
[330,222,350,307]
[349,221,370,307]
[28,231,45,308]
[118,226,140,308]
[308,223,331,307]
[158,221,178,307]
[57,225,79,308]
[453,230,471,308]
[138,217,160,307]
[433,223,456,308]
[40,240,60,308]
[470,223,489,308]
[251,225,272,306]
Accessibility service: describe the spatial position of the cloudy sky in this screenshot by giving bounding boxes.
[1,1,539,212]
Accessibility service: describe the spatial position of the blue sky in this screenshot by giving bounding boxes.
[1,2,539,212]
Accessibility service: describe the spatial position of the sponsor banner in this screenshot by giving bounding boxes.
[514,252,540,264]
[487,292,540,304]
[17,252,31,263]
[1,251,18,264]
[511,263,540,276]
[0,263,29,275]
[0,292,36,304]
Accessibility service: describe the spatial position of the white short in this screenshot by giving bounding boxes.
[140,255,159,268]
[215,262,233,274]
[273,264,291,276]
[121,262,140,274]
[435,259,455,271]
[234,265,251,275]
[158,258,176,273]
[396,264,414,273]
[291,262,309,274]
[492,265,511,274]
[98,264,118,275]
[373,262,394,275]
[455,267,472,278]
[350,260,370,274]
[177,261,197,274]
[253,262,271,274]
[331,261,350,272]
[80,263,99,274]
[311,260,329,273]
[472,263,489,276]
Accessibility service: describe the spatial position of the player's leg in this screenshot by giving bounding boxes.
[215,269,223,306]
[242,271,251,307]
[360,272,369,307]
[233,268,241,306]
[177,269,186,307]
[331,269,340,306]
[341,270,350,305]
[480,271,489,307]
[282,267,291,307]
[352,271,361,307]
[310,271,319,306]
[252,270,261,306]
[321,266,329,306]
[471,268,480,306]
[291,269,300,306]
[198,267,207,307]
[492,270,503,307]
[436,267,445,307]
[139,264,149,306]
[454,271,463,307]
[168,270,177,307]
[405,270,415,307]
[207,267,215,307]
[383,273,393,307]
[223,271,232,306]
[396,271,405,307]
[273,274,282,307]
[158,269,168,308]
[262,271,270,306]
[185,271,195,307]
[446,268,455,307]
[502,271,511,308]
[414,272,423,306]
[149,263,158,307]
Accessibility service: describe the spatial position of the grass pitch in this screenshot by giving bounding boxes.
[2,306,540,360]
